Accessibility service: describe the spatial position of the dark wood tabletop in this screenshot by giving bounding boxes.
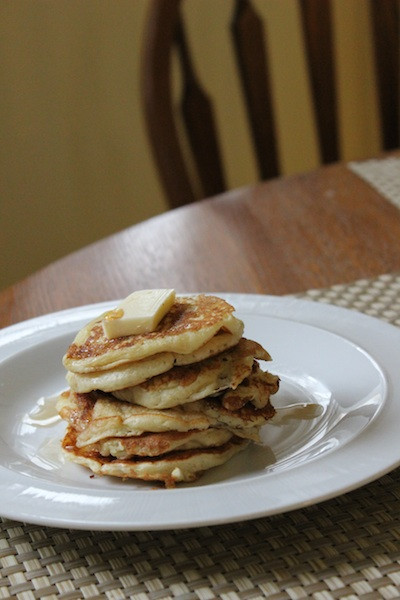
[2,157,400,328]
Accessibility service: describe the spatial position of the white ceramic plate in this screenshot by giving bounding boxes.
[0,294,399,531]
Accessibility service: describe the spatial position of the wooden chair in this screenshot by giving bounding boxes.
[141,0,399,209]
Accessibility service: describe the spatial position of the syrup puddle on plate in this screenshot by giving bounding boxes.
[22,394,61,427]
[22,394,64,472]
[273,402,323,422]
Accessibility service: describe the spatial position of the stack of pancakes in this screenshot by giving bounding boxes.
[58,294,280,486]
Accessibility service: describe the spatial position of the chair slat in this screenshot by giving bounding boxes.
[370,0,399,150]
[176,12,226,198]
[231,0,280,179]
[141,0,196,208]
[300,0,339,163]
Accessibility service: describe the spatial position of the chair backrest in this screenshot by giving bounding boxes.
[141,0,399,209]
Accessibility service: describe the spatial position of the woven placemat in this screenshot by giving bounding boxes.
[1,272,400,599]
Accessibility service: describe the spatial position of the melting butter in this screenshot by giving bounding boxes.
[102,288,176,338]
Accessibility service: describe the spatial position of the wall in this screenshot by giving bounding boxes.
[0,0,381,291]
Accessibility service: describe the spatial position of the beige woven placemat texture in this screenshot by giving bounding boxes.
[1,272,400,600]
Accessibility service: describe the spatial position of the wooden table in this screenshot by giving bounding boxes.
[1,154,400,598]
[2,157,400,328]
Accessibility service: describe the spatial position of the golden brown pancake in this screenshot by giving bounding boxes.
[61,425,249,487]
[65,318,244,393]
[112,338,270,409]
[66,352,176,394]
[73,429,233,459]
[57,386,275,448]
[220,363,280,410]
[192,396,276,431]
[57,390,219,446]
[173,318,244,365]
[63,295,242,373]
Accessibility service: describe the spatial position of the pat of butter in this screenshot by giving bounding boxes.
[102,289,176,338]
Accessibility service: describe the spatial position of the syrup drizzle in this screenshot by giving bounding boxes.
[24,395,61,427]
[272,402,323,424]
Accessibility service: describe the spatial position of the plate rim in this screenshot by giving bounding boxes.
[1,293,400,531]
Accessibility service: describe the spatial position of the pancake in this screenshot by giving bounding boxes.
[63,295,242,373]
[57,390,216,446]
[57,386,275,448]
[66,352,176,394]
[112,338,270,409]
[65,318,244,393]
[220,363,280,410]
[173,317,244,365]
[74,429,233,459]
[192,396,276,431]
[61,425,249,487]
